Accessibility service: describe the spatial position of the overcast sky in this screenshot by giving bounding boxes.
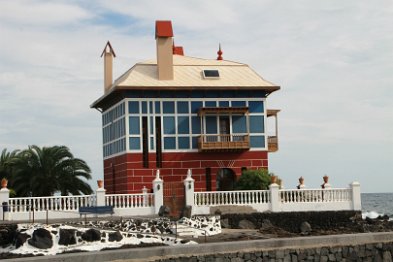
[1,1,392,193]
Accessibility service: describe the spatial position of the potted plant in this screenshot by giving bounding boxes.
[1,178,8,189]
[97,179,103,188]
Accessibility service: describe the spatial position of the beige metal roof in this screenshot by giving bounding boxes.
[92,55,280,108]
[111,55,277,89]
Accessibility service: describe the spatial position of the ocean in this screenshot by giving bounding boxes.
[361,193,393,220]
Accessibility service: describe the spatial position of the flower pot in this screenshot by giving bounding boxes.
[271,175,277,184]
[1,178,8,189]
[298,176,304,185]
[97,179,103,188]
[323,175,329,184]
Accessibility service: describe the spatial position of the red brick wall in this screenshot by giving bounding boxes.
[103,151,268,194]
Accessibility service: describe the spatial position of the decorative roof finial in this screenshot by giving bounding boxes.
[217,43,223,60]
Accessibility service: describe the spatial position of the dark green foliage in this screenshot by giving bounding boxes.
[235,168,272,190]
[1,145,93,197]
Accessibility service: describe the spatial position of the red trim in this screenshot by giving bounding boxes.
[155,21,173,38]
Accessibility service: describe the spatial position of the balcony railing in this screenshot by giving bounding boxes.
[268,136,278,152]
[198,134,250,152]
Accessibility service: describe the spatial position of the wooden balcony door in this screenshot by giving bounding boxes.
[219,116,230,142]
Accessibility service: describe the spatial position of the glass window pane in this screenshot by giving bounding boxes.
[178,137,190,149]
[232,116,247,133]
[219,101,229,107]
[150,117,154,135]
[150,137,154,150]
[206,116,217,134]
[149,102,153,114]
[192,116,201,134]
[177,116,189,134]
[192,137,199,149]
[163,116,175,134]
[250,136,265,148]
[128,101,139,114]
[205,101,216,107]
[163,101,174,113]
[155,101,161,114]
[250,116,264,133]
[191,101,203,113]
[164,137,176,149]
[249,101,264,113]
[142,102,147,114]
[129,137,140,150]
[129,117,140,134]
[232,101,246,107]
[177,101,189,113]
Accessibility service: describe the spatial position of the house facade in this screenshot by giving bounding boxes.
[91,21,280,194]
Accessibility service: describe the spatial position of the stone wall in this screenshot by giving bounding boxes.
[157,242,393,261]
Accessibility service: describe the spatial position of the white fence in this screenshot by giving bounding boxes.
[0,170,361,221]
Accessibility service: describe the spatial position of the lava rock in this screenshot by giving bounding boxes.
[158,205,171,217]
[300,221,312,235]
[238,219,256,229]
[59,229,76,246]
[181,205,192,218]
[0,225,17,246]
[108,231,123,242]
[14,233,29,248]
[28,228,53,249]
[220,218,229,228]
[81,229,101,242]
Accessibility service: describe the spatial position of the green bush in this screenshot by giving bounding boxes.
[235,168,272,190]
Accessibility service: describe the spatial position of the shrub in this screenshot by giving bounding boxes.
[235,168,272,190]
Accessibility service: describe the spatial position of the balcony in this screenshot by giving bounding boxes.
[198,134,250,152]
[268,136,278,152]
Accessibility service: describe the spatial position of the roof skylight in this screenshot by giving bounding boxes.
[202,70,220,79]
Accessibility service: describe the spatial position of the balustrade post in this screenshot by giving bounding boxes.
[142,186,148,207]
[153,170,163,214]
[351,181,361,211]
[269,183,280,212]
[0,186,10,221]
[184,169,195,214]
[96,184,106,207]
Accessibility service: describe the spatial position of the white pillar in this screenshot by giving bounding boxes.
[351,181,361,211]
[96,187,106,206]
[0,188,10,221]
[183,169,195,209]
[153,170,163,214]
[269,183,280,212]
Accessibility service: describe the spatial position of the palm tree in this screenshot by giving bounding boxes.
[0,148,20,187]
[12,145,93,197]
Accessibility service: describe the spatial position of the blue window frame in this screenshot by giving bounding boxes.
[250,136,265,148]
[232,116,247,133]
[164,137,176,149]
[232,101,246,107]
[129,137,140,150]
[177,116,189,134]
[206,116,217,134]
[191,116,201,134]
[129,117,140,134]
[178,137,190,149]
[249,116,264,133]
[191,101,203,113]
[249,101,264,113]
[163,101,175,113]
[177,101,189,113]
[163,117,175,134]
[128,101,139,114]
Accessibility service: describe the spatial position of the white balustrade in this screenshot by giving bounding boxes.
[105,193,154,208]
[8,195,96,213]
[194,190,270,206]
